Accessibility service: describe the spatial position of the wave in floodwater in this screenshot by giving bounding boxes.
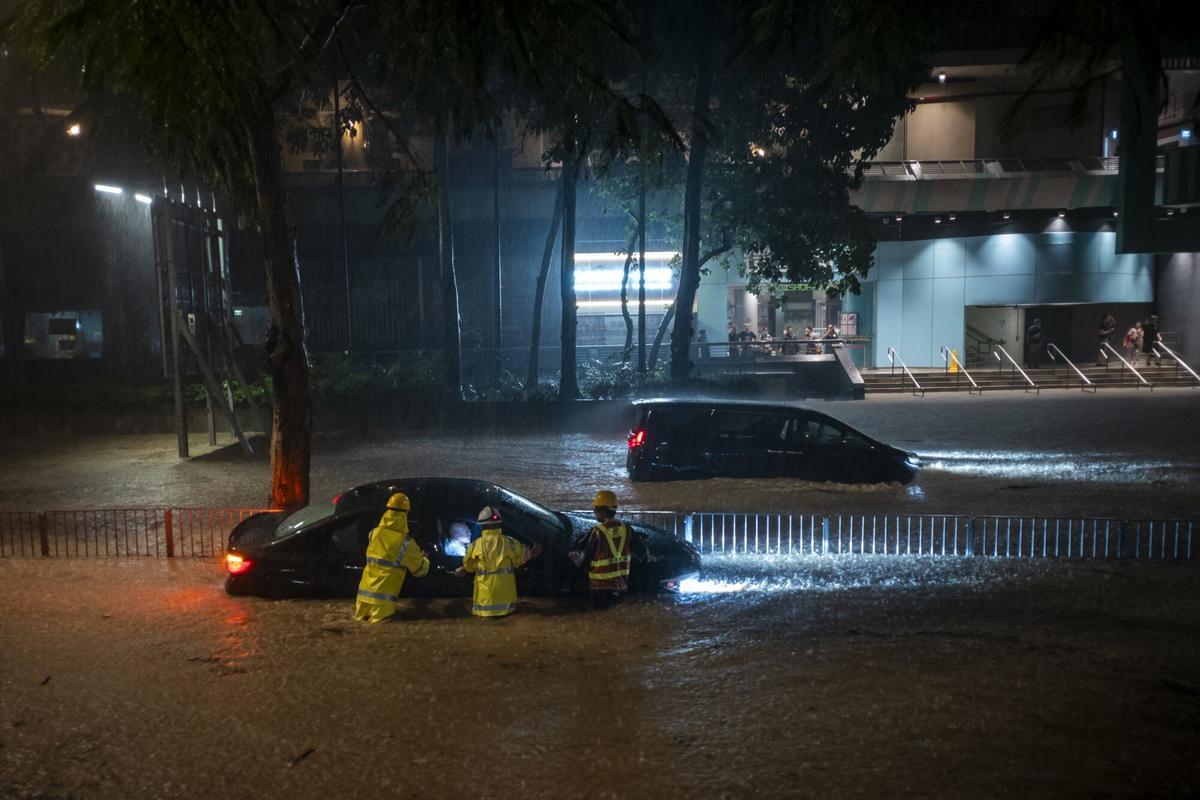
[916,449,1200,484]
[675,552,1054,598]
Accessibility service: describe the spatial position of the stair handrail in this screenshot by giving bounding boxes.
[1152,342,1200,386]
[1046,343,1095,392]
[1101,342,1152,389]
[964,323,1002,366]
[886,346,925,397]
[992,344,1039,394]
[939,345,981,394]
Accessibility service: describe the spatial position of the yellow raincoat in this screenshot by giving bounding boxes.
[353,509,430,623]
[461,527,532,617]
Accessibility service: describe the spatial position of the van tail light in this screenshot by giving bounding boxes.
[628,429,647,449]
[225,552,253,575]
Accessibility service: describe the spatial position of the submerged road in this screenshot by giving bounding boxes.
[1,558,1197,798]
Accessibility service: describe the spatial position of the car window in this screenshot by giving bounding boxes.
[843,430,871,449]
[715,412,786,447]
[784,417,846,446]
[816,423,845,445]
[644,405,711,434]
[329,516,362,555]
[274,503,334,540]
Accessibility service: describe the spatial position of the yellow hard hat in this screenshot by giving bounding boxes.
[386,492,410,512]
[593,490,618,509]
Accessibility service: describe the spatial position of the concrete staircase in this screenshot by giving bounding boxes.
[862,362,1200,394]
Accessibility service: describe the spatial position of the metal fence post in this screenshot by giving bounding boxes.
[164,509,175,558]
[964,518,975,556]
[821,516,830,555]
[38,512,49,557]
[1117,520,1132,559]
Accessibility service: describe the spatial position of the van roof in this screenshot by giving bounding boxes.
[632,397,812,414]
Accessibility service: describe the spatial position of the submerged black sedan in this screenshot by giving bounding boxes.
[224,478,701,599]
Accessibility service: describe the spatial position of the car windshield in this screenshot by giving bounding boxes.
[274,502,334,539]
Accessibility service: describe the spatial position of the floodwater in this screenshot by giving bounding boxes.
[2,558,1198,798]
[3,391,1200,796]
[1,389,1197,519]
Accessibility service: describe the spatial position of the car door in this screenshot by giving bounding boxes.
[647,405,716,477]
[782,413,820,480]
[319,512,371,596]
[712,410,780,477]
[809,418,868,483]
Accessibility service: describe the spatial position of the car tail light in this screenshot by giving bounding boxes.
[628,429,646,449]
[225,552,253,575]
[332,493,342,506]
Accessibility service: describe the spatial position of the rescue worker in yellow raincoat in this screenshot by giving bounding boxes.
[569,490,647,610]
[454,506,541,618]
[353,492,430,623]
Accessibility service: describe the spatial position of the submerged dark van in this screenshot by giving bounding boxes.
[626,399,918,484]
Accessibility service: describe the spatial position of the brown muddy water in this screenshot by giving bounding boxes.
[1,558,1198,798]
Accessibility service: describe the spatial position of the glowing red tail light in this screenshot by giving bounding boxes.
[332,493,342,506]
[225,553,253,575]
[628,429,646,449]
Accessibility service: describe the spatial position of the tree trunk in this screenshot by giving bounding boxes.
[637,162,647,373]
[433,124,462,397]
[247,115,312,510]
[670,27,716,382]
[525,170,564,392]
[648,299,676,371]
[619,230,637,361]
[492,136,503,373]
[0,233,21,386]
[558,153,582,400]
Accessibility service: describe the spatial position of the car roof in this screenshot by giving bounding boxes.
[340,477,499,499]
[633,397,819,415]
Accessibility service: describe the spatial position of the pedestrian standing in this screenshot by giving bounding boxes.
[726,323,738,357]
[1025,318,1043,368]
[1123,321,1143,364]
[697,329,711,360]
[354,492,430,623]
[454,506,541,618]
[803,326,818,354]
[759,328,774,355]
[738,322,757,358]
[1097,312,1117,365]
[781,325,797,355]
[822,323,838,354]
[1141,314,1162,366]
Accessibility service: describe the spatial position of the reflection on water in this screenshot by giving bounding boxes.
[676,552,1055,599]
[917,449,1193,483]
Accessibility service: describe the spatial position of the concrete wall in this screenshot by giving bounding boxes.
[859,231,1154,368]
[1158,252,1200,359]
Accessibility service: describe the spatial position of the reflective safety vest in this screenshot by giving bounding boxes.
[356,509,430,609]
[462,527,532,618]
[588,522,631,591]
